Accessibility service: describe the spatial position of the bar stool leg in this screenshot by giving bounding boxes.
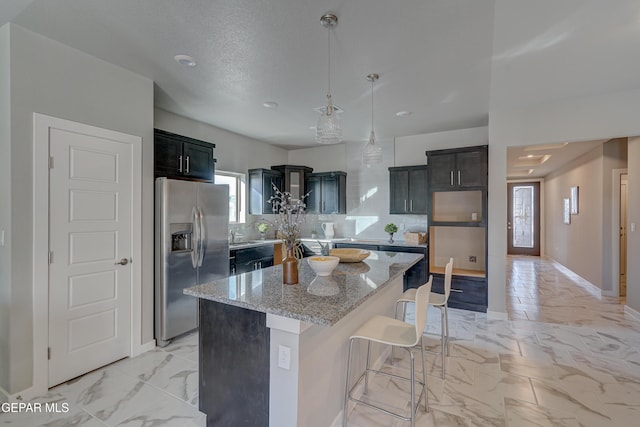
[364,340,372,394]
[409,349,415,427]
[420,335,429,412]
[343,338,355,427]
[444,304,450,356]
[440,307,446,379]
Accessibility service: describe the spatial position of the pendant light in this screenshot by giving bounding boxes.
[316,13,342,144]
[363,73,382,164]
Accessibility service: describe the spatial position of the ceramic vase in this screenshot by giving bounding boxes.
[282,246,298,285]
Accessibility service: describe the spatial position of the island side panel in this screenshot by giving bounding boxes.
[199,299,270,427]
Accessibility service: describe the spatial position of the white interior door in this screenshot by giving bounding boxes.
[48,127,133,387]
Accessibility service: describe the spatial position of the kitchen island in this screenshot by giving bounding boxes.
[184,250,424,427]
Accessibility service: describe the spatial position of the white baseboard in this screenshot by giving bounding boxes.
[548,257,602,297]
[487,310,508,320]
[132,339,156,357]
[0,384,39,403]
[624,305,640,321]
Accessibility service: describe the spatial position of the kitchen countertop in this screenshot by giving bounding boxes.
[228,237,427,250]
[184,250,423,326]
[228,239,280,250]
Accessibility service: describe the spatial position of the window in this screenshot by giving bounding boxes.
[215,171,246,223]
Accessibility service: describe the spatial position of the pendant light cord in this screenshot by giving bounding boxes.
[327,26,331,97]
[371,78,374,133]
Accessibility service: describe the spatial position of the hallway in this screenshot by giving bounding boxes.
[347,256,640,426]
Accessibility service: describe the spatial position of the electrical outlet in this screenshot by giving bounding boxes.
[469,256,477,263]
[278,345,291,370]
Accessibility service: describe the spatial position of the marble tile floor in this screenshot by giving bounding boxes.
[347,256,640,426]
[0,333,204,427]
[3,256,639,426]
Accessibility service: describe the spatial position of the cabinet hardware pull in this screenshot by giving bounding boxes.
[450,171,454,186]
[404,200,407,212]
[450,288,463,293]
[178,155,183,172]
[185,156,190,173]
[410,200,413,212]
[458,170,461,186]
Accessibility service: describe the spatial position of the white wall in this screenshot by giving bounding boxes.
[544,145,604,288]
[0,24,11,399]
[394,127,488,166]
[3,24,154,395]
[489,0,640,314]
[288,144,346,173]
[154,108,288,174]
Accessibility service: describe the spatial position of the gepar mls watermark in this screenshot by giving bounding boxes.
[1,401,70,413]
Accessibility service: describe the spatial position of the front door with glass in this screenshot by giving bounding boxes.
[507,182,540,256]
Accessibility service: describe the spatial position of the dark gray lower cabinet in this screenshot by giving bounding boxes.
[333,243,427,291]
[199,299,269,426]
[431,274,487,312]
[229,245,274,275]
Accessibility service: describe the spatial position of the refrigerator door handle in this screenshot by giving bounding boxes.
[191,206,199,268]
[197,207,206,267]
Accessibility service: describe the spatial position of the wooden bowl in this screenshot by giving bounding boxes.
[329,248,370,263]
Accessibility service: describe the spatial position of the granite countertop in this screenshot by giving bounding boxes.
[228,239,280,250]
[184,250,423,327]
[228,237,427,250]
[331,238,428,249]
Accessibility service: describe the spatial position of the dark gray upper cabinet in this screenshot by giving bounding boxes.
[248,168,282,215]
[154,129,215,182]
[305,171,347,214]
[270,165,313,201]
[426,145,487,189]
[388,165,428,214]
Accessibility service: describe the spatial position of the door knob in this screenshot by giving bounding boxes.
[115,258,130,265]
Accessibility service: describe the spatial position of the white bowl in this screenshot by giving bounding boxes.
[307,256,340,276]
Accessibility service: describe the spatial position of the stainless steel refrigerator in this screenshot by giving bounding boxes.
[155,177,229,346]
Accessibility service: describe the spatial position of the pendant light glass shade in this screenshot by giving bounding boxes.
[363,73,382,164]
[316,93,342,144]
[316,14,342,145]
[363,130,382,164]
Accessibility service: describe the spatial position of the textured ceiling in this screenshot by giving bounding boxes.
[8,0,495,148]
[4,0,640,173]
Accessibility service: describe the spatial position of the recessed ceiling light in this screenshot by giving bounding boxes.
[174,54,196,67]
[396,111,412,117]
[309,126,317,131]
[262,101,278,109]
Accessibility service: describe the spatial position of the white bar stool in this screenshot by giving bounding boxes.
[396,258,453,379]
[343,277,432,427]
